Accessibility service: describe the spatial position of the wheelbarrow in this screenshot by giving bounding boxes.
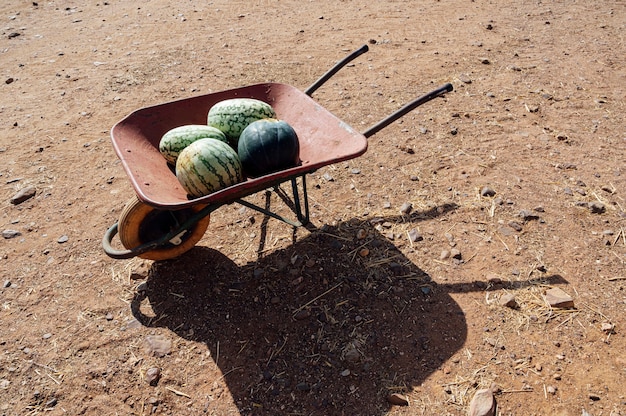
[102,45,453,260]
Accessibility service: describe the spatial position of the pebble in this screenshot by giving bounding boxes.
[57,235,69,243]
[146,367,161,386]
[356,229,367,240]
[546,385,557,395]
[481,186,496,197]
[458,74,472,84]
[601,322,615,333]
[323,173,334,182]
[408,229,423,242]
[3,280,11,288]
[440,250,451,260]
[2,229,21,239]
[588,202,605,214]
[130,262,151,280]
[545,287,574,308]
[10,186,36,205]
[295,382,310,391]
[468,386,497,416]
[499,293,517,308]
[387,393,409,406]
[519,210,539,221]
[340,369,350,377]
[144,335,172,357]
[399,202,412,215]
[294,309,311,320]
[450,248,462,260]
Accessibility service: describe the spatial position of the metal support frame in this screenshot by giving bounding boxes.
[102,173,312,259]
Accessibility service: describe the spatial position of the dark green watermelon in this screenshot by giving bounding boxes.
[237,119,300,177]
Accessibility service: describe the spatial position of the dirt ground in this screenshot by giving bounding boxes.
[1,1,625,415]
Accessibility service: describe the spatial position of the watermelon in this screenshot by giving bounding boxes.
[238,118,300,177]
[176,138,244,198]
[207,98,276,146]
[159,124,228,165]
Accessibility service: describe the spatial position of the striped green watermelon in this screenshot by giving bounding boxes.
[159,124,228,165]
[207,98,276,146]
[176,138,244,198]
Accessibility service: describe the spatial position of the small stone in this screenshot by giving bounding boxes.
[106,312,114,321]
[440,249,451,260]
[450,248,462,260]
[144,335,172,357]
[399,202,412,215]
[499,293,517,308]
[545,287,574,309]
[508,221,523,232]
[468,386,497,416]
[10,186,36,205]
[525,104,540,113]
[408,229,423,242]
[458,74,472,84]
[358,248,369,257]
[3,280,11,288]
[588,202,605,214]
[340,369,350,377]
[130,261,151,280]
[146,367,161,386]
[600,322,615,333]
[601,185,615,194]
[294,309,311,320]
[481,187,496,197]
[480,58,490,64]
[356,229,367,240]
[519,210,539,221]
[57,235,69,243]
[546,385,557,395]
[42,333,52,339]
[323,173,334,182]
[295,382,310,391]
[2,229,21,239]
[387,393,409,406]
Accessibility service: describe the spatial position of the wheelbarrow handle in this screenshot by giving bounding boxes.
[363,82,453,138]
[304,44,369,96]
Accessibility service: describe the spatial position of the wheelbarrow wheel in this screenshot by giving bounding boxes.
[118,195,210,261]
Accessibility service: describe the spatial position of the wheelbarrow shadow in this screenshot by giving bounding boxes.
[131,206,567,415]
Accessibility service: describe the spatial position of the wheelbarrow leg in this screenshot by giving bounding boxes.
[290,175,310,225]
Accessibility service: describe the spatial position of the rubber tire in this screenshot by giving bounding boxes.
[118,195,210,261]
